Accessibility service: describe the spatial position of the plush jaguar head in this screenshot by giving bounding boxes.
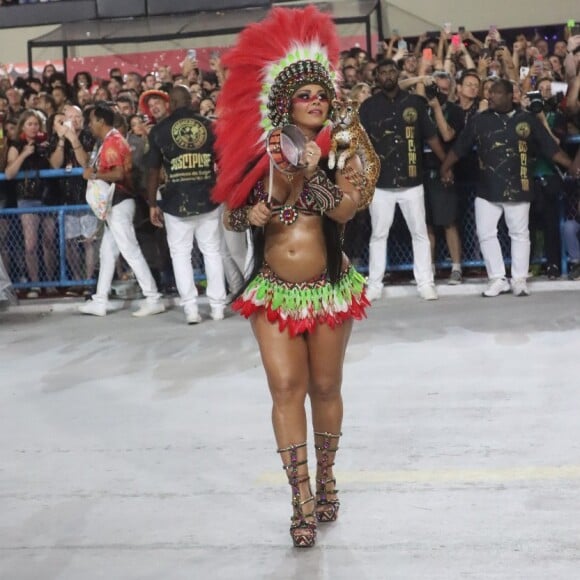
[331,99,360,129]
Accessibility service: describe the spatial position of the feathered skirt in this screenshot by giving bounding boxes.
[232,263,369,337]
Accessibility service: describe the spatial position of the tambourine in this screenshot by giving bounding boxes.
[265,125,308,175]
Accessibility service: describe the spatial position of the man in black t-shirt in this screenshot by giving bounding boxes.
[359,59,447,301]
[421,72,465,285]
[441,79,580,298]
[146,85,226,324]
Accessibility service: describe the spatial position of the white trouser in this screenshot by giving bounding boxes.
[368,184,434,290]
[0,254,12,295]
[218,205,249,295]
[164,207,226,311]
[475,197,530,281]
[94,199,161,304]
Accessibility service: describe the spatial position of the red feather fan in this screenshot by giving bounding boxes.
[212,5,340,209]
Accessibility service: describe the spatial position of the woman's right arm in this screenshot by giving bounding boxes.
[5,144,33,180]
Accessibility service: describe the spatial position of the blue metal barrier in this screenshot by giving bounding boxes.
[0,164,578,292]
[0,204,96,290]
[0,168,84,181]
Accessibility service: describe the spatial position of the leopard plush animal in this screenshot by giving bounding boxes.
[328,99,380,210]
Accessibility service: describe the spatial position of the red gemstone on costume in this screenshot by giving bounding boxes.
[279,205,298,225]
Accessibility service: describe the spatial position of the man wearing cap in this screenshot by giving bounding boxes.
[138,89,170,125]
[145,85,226,324]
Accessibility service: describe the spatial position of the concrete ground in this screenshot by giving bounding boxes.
[1,280,580,580]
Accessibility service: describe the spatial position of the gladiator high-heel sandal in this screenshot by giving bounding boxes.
[314,431,341,523]
[277,442,317,548]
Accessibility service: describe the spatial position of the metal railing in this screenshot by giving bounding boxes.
[0,166,578,291]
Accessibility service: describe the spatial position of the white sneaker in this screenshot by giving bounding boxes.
[185,306,202,325]
[419,284,438,301]
[482,277,511,298]
[511,279,530,297]
[366,285,383,302]
[79,300,107,317]
[210,306,225,321]
[132,301,166,317]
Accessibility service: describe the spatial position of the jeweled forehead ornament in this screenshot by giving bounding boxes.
[265,54,338,129]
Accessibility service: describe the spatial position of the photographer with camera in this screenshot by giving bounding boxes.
[4,110,57,297]
[523,78,568,278]
[417,71,465,284]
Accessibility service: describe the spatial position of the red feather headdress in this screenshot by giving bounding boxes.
[212,5,340,208]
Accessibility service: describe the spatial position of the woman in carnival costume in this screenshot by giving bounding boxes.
[213,6,376,548]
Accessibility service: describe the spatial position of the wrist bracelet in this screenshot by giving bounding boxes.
[227,205,251,231]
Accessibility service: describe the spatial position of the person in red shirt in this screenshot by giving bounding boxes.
[79,103,165,317]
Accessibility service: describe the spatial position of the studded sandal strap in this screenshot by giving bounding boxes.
[277,442,308,454]
[313,431,342,438]
[316,477,337,485]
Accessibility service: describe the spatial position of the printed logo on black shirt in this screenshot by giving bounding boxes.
[402,107,418,124]
[172,118,207,150]
[515,122,531,139]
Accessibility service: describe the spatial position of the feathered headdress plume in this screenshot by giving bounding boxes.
[212,5,340,208]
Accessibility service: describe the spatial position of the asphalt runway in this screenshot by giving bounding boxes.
[1,288,580,579]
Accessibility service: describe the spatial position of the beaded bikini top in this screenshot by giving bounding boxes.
[252,179,320,225]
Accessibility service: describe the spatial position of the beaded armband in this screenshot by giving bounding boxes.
[306,169,344,213]
[227,206,251,232]
[341,165,373,211]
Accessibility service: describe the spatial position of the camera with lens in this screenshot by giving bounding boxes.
[543,91,563,114]
[34,132,49,157]
[424,83,439,100]
[526,90,563,115]
[526,91,544,114]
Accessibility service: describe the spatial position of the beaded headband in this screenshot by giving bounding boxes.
[263,46,338,131]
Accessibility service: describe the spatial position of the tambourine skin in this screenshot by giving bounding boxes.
[266,125,307,175]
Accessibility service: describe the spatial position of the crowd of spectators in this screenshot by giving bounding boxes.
[0,21,579,303]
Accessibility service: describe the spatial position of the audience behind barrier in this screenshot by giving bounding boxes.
[1,20,580,297]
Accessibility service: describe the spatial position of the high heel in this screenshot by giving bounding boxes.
[314,431,341,523]
[277,442,317,548]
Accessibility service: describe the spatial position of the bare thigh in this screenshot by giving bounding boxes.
[306,319,353,392]
[251,312,310,397]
